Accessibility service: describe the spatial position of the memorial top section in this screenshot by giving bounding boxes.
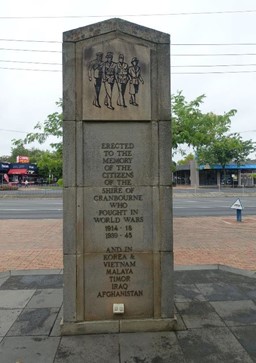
[63,18,170,44]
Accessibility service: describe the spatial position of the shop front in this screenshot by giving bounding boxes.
[174,160,256,187]
[8,163,38,186]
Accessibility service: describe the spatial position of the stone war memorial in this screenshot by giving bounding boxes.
[61,18,175,334]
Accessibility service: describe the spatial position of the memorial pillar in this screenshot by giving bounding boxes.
[61,18,176,334]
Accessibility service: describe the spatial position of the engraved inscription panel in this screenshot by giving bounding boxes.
[83,122,154,186]
[83,122,154,252]
[82,122,155,318]
[84,252,153,320]
[84,186,152,252]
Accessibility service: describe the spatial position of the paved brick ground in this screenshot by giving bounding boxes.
[0,216,255,272]
[174,216,256,271]
[0,219,63,272]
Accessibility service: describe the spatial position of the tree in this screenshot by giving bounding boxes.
[12,99,63,154]
[0,155,12,162]
[171,91,237,155]
[177,153,195,166]
[8,144,30,163]
[197,133,256,179]
[12,100,63,178]
[8,145,44,164]
[36,150,62,181]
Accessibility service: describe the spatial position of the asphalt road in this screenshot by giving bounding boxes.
[0,195,255,219]
[0,198,63,219]
[173,196,256,217]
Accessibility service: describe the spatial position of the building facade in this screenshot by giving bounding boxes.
[0,161,38,186]
[174,160,256,187]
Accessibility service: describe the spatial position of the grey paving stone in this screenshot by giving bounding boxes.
[210,300,256,326]
[176,327,254,363]
[231,326,256,361]
[50,306,63,337]
[240,281,256,300]
[175,283,207,302]
[175,269,224,284]
[0,290,35,308]
[0,274,63,290]
[174,270,194,284]
[7,307,59,336]
[217,269,256,284]
[175,269,256,286]
[26,288,63,308]
[119,331,186,363]
[0,309,21,336]
[55,334,119,363]
[0,274,10,287]
[175,301,225,329]
[0,336,60,363]
[196,282,248,301]
[175,313,187,331]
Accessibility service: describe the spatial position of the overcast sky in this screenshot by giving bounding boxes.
[1,0,256,161]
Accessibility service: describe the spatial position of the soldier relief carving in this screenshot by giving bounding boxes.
[88,51,144,110]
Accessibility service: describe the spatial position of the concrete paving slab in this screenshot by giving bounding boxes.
[54,334,120,363]
[196,282,248,301]
[240,281,256,300]
[0,290,35,308]
[175,269,226,284]
[174,313,187,331]
[175,301,225,329]
[119,331,186,363]
[175,283,207,302]
[7,307,60,336]
[176,327,254,363]
[26,288,63,308]
[0,273,10,288]
[231,326,256,361]
[0,336,60,363]
[174,267,256,284]
[0,274,63,290]
[0,309,22,336]
[210,300,256,326]
[50,306,63,337]
[0,267,255,362]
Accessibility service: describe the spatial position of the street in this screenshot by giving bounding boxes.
[0,194,255,219]
[173,196,256,217]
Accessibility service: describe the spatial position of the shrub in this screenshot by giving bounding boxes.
[57,178,63,187]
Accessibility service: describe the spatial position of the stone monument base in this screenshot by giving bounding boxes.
[60,317,178,335]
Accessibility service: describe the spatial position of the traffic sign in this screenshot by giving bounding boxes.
[230,198,243,210]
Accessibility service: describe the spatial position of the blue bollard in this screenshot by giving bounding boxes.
[236,209,242,222]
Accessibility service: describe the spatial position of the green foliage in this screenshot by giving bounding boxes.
[36,150,62,180]
[9,146,46,164]
[11,100,63,178]
[171,91,237,152]
[57,178,63,187]
[8,145,30,163]
[177,153,195,165]
[0,155,12,162]
[197,134,256,169]
[12,99,63,154]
